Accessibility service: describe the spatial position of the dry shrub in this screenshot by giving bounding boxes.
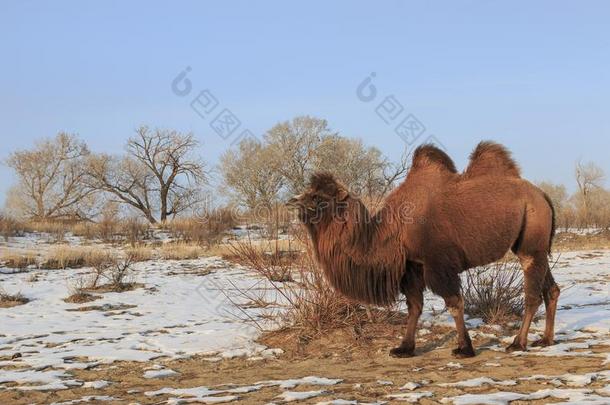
[228,238,374,340]
[241,204,292,239]
[24,221,67,242]
[119,217,150,246]
[0,287,29,308]
[227,241,295,282]
[159,242,203,260]
[0,215,24,241]
[0,252,38,269]
[89,257,136,292]
[125,245,154,262]
[462,260,525,325]
[70,221,98,240]
[65,276,101,303]
[166,208,236,246]
[42,245,115,270]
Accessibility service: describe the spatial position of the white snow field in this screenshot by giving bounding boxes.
[0,233,609,403]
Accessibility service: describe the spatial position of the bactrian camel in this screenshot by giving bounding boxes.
[287,141,559,358]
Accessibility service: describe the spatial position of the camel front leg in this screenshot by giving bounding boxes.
[444,294,475,358]
[390,264,424,358]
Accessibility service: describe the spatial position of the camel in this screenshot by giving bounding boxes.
[287,141,559,358]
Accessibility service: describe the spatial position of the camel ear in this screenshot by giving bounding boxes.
[337,187,349,201]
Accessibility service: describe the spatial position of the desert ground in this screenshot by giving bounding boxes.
[0,229,608,405]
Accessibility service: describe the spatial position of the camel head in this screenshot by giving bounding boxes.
[286,172,350,225]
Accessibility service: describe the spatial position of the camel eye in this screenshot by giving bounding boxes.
[312,195,322,204]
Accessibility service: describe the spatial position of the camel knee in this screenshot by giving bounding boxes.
[547,284,560,301]
[525,292,543,310]
[444,295,464,316]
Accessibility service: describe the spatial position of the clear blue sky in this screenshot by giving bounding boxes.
[1,0,609,206]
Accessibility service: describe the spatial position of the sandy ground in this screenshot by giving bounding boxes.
[1,324,608,404]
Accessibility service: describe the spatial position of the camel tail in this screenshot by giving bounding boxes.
[543,192,556,255]
[464,141,521,178]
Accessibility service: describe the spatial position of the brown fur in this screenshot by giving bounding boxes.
[289,141,559,358]
[412,144,458,174]
[464,141,521,178]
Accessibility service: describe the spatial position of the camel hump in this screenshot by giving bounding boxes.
[412,144,457,174]
[465,141,521,178]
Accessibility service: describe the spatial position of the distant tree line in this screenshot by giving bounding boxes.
[5,127,206,224]
[2,116,408,224]
[4,115,608,229]
[219,116,409,210]
[538,161,610,230]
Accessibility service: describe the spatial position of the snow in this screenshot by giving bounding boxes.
[442,388,610,405]
[386,391,434,402]
[400,382,421,391]
[82,380,111,389]
[438,377,517,388]
[255,376,343,389]
[2,233,610,399]
[0,234,283,389]
[276,390,326,402]
[143,368,179,379]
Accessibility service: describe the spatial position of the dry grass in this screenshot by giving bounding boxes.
[23,221,68,241]
[0,251,38,269]
[64,291,101,303]
[226,238,386,341]
[554,229,610,251]
[41,245,116,269]
[0,215,24,241]
[165,209,237,247]
[159,242,204,260]
[125,245,155,262]
[227,241,296,282]
[462,260,525,325]
[0,288,29,308]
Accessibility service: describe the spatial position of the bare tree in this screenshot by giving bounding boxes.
[88,127,206,224]
[537,181,570,230]
[220,116,409,210]
[220,138,284,210]
[5,133,96,220]
[575,161,605,227]
[265,116,335,194]
[314,136,408,204]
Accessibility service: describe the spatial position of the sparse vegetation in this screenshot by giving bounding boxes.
[225,237,386,341]
[462,261,525,325]
[0,288,29,308]
[0,251,38,269]
[0,214,24,241]
[159,242,204,260]
[86,255,137,292]
[165,208,236,246]
[125,245,154,262]
[65,276,101,303]
[42,245,116,270]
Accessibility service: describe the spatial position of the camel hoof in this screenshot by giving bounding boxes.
[505,342,527,353]
[389,347,415,358]
[451,346,475,358]
[532,338,555,347]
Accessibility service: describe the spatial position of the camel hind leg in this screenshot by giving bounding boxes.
[506,252,548,352]
[390,263,424,358]
[532,270,560,347]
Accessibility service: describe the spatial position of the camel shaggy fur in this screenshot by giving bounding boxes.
[288,141,559,358]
